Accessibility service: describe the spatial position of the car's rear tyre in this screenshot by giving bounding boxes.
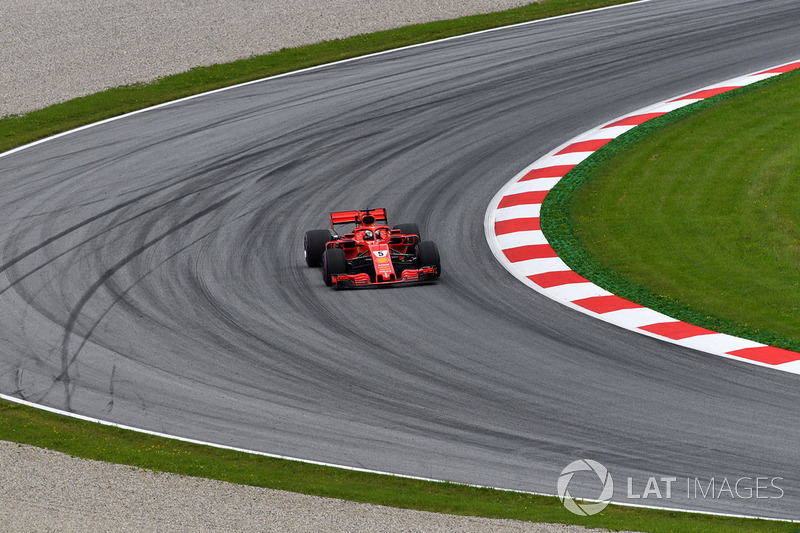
[304,229,332,267]
[322,247,348,286]
[393,223,421,240]
[415,240,441,278]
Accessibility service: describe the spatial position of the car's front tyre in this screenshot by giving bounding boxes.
[415,241,441,278]
[322,247,348,286]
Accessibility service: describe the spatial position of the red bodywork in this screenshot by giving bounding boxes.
[326,209,438,289]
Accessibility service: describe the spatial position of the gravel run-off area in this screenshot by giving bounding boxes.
[3,0,532,117]
[0,441,635,533]
[2,1,639,531]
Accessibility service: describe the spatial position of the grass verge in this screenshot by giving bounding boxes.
[0,398,795,532]
[0,0,639,152]
[1,0,794,530]
[543,67,800,352]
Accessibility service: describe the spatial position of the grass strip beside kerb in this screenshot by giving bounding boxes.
[541,67,800,353]
[0,0,638,152]
[0,399,795,532]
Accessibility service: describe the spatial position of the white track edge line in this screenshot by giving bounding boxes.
[0,0,651,161]
[2,391,797,522]
[4,1,798,522]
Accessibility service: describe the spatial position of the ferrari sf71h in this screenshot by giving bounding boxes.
[304,208,441,288]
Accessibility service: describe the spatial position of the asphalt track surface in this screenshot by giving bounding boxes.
[1,0,799,520]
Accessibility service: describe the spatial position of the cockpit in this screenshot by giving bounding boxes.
[355,225,391,242]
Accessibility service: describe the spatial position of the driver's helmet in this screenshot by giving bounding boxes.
[364,230,374,240]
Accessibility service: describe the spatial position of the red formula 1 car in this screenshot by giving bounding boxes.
[304,208,441,289]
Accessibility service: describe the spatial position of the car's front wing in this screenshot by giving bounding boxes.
[331,267,439,289]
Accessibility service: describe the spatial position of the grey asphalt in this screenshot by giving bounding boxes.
[1,0,799,520]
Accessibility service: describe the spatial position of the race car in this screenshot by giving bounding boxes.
[304,208,441,288]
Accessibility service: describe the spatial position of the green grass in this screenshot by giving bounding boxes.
[1,0,796,530]
[0,0,639,151]
[0,398,795,532]
[544,67,800,352]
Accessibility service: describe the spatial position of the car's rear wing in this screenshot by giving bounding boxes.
[330,208,388,228]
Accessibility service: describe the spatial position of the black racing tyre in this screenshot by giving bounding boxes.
[322,247,348,287]
[304,229,332,267]
[415,240,441,278]
[393,223,421,240]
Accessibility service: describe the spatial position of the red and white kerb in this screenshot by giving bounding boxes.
[485,60,800,374]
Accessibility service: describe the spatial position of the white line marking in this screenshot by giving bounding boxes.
[6,0,798,521]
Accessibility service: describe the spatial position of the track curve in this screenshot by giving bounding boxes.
[486,60,800,375]
[1,0,800,519]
